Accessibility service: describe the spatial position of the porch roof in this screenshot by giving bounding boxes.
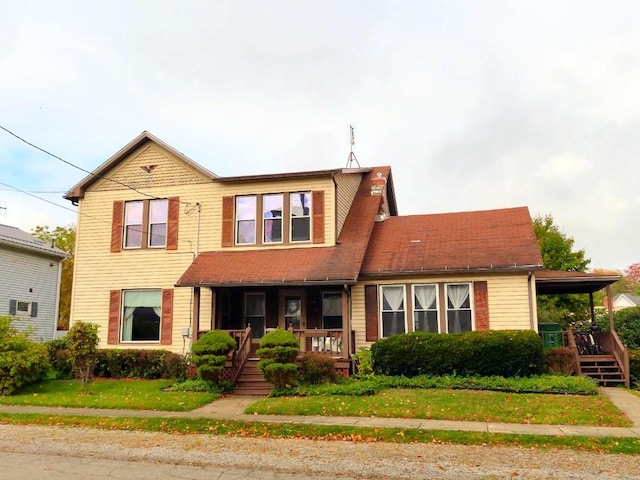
[535,270,621,294]
[360,206,543,276]
[176,167,390,287]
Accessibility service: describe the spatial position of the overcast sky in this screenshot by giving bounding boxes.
[1,1,638,271]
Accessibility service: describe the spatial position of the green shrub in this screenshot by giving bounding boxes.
[191,330,236,384]
[371,330,544,378]
[629,349,640,389]
[544,347,576,375]
[352,347,374,376]
[256,329,299,388]
[613,307,640,349]
[66,321,99,391]
[172,377,231,394]
[93,349,187,379]
[299,353,337,385]
[0,316,50,395]
[45,337,73,379]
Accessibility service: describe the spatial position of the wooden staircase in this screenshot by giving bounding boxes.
[233,359,273,395]
[578,355,626,386]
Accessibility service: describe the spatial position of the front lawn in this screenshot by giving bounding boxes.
[247,388,632,427]
[0,379,218,411]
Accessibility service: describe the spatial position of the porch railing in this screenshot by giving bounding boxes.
[288,328,344,356]
[225,327,252,384]
[566,327,582,376]
[604,330,630,388]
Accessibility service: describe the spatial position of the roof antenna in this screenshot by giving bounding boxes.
[345,125,360,168]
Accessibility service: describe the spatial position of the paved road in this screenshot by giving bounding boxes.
[0,450,343,480]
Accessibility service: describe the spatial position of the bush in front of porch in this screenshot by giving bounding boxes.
[191,330,236,387]
[257,329,299,388]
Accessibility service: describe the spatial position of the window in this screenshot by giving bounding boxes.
[124,201,143,248]
[123,199,170,249]
[263,194,283,243]
[322,292,342,329]
[9,300,37,317]
[121,289,161,342]
[245,292,265,338]
[446,283,472,333]
[236,196,256,245]
[380,285,406,337]
[413,284,439,332]
[290,192,311,242]
[284,295,302,330]
[148,199,168,247]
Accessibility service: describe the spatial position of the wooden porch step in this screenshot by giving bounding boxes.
[233,359,272,396]
[578,355,625,386]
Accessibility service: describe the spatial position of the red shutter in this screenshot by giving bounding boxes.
[221,196,234,247]
[111,201,124,253]
[365,285,379,342]
[166,197,179,250]
[474,281,490,330]
[108,290,121,344]
[312,190,325,244]
[160,289,174,345]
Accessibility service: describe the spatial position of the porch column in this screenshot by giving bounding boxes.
[589,293,595,325]
[192,287,201,345]
[210,288,216,330]
[606,284,614,331]
[342,288,350,358]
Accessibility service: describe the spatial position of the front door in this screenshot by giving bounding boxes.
[279,290,306,330]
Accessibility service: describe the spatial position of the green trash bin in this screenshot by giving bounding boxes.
[539,323,564,350]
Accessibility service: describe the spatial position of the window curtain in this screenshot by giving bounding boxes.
[122,290,161,341]
[447,284,469,333]
[414,285,436,311]
[383,286,404,311]
[383,286,405,336]
[323,294,342,316]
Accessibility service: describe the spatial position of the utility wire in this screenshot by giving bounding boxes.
[0,180,110,226]
[0,124,186,203]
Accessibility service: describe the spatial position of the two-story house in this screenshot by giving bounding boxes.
[0,224,69,341]
[65,131,625,384]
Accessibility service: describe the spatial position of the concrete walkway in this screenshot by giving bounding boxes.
[1,387,639,438]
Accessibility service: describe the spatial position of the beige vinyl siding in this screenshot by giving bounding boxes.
[334,172,363,237]
[91,143,212,192]
[213,177,336,249]
[351,273,533,349]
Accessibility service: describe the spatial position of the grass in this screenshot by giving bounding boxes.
[0,379,218,411]
[247,388,632,427]
[1,412,639,454]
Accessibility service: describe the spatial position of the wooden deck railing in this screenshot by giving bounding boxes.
[224,327,252,384]
[606,330,630,388]
[288,328,345,356]
[566,327,582,376]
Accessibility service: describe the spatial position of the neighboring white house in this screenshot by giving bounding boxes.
[612,293,640,311]
[0,224,69,341]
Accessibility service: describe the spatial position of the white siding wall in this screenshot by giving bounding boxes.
[0,246,61,341]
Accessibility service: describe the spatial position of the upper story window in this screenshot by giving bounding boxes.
[111,198,179,253]
[290,192,311,242]
[236,195,257,245]
[263,194,283,243]
[223,191,323,248]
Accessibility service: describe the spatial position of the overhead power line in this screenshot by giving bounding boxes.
[0,124,184,202]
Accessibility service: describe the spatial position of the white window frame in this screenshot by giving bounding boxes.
[289,191,312,243]
[445,283,474,333]
[236,195,257,245]
[263,193,284,244]
[123,200,144,249]
[148,199,168,248]
[322,291,343,330]
[120,289,162,343]
[379,284,407,338]
[412,284,440,333]
[16,301,32,316]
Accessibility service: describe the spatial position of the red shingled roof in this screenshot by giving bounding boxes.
[360,207,543,276]
[176,167,390,287]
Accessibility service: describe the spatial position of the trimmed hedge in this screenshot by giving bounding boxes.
[630,349,640,389]
[371,330,544,378]
[93,349,187,380]
[191,330,236,384]
[257,328,299,388]
[544,347,576,375]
